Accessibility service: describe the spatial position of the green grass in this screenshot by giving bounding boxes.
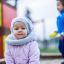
[40,48,60,53]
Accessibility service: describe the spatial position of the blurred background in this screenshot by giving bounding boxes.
[0,0,64,64]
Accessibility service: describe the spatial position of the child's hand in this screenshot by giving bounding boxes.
[59,35,64,40]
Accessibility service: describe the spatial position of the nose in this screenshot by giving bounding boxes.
[18,29,22,32]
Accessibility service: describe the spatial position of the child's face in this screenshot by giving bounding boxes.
[13,22,28,39]
[57,1,64,12]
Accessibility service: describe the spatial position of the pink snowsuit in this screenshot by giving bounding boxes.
[5,41,40,64]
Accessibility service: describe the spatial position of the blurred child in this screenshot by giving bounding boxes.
[5,17,40,64]
[57,0,64,63]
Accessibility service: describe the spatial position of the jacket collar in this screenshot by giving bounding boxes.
[60,9,64,14]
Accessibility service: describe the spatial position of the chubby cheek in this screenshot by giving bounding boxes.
[57,7,62,12]
[13,31,18,37]
[13,30,17,34]
[23,31,28,37]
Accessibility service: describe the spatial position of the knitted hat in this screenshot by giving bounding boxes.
[10,17,33,34]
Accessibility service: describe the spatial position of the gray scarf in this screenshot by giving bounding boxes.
[6,30,35,45]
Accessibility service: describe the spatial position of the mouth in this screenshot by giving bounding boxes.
[17,33,23,35]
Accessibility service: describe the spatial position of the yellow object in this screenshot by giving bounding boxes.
[0,2,2,27]
[3,35,7,57]
[49,31,57,38]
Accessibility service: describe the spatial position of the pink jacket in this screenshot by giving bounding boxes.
[5,41,40,64]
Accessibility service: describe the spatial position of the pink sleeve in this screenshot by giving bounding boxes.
[5,44,14,64]
[28,41,40,64]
